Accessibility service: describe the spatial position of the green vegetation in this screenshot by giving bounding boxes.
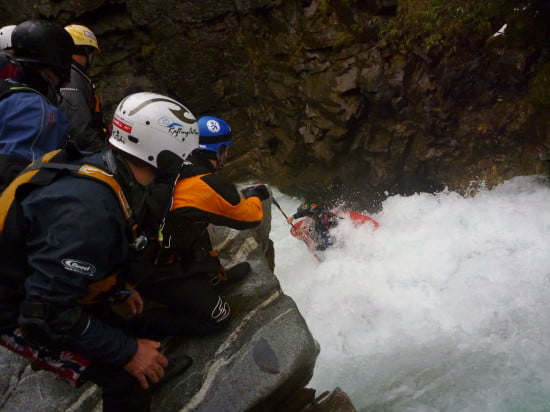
[379,0,525,55]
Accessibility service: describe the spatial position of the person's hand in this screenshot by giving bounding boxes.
[287,216,295,224]
[124,289,144,316]
[124,339,168,390]
[241,184,270,200]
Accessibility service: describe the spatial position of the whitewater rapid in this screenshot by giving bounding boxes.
[270,175,550,412]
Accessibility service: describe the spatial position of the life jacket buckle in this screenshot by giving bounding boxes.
[132,234,148,251]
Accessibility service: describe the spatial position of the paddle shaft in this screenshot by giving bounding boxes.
[271,197,298,229]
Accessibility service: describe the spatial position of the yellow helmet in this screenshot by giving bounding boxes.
[64,24,99,51]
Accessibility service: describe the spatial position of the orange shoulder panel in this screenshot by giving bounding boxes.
[171,175,263,223]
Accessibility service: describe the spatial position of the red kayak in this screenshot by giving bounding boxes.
[290,210,379,246]
[345,211,380,228]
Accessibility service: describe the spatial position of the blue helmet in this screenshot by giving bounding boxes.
[197,116,233,153]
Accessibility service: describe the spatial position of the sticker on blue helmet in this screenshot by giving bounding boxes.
[206,119,221,134]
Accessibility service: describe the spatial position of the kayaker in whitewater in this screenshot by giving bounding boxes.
[286,203,339,251]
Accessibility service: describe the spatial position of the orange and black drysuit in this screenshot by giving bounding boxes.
[165,158,264,271]
[136,156,264,335]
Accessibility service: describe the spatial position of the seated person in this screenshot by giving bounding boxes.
[134,116,269,337]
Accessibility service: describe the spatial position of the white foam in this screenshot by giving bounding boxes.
[271,175,550,411]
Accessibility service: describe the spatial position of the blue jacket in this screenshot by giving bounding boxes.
[0,80,68,162]
[18,151,137,366]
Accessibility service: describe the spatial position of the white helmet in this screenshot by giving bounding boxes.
[109,92,199,175]
[0,25,16,50]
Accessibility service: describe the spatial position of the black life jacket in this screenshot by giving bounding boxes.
[0,148,136,330]
[72,64,106,137]
[309,206,339,229]
[320,210,339,228]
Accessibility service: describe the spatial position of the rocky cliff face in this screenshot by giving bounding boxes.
[2,0,549,206]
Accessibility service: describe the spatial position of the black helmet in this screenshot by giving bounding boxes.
[12,20,74,82]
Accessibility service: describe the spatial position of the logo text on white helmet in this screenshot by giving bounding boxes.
[111,129,125,143]
[158,116,173,127]
[113,117,132,133]
[168,125,199,141]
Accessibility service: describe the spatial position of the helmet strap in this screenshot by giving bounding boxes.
[84,50,94,70]
[108,149,149,220]
[73,46,94,71]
